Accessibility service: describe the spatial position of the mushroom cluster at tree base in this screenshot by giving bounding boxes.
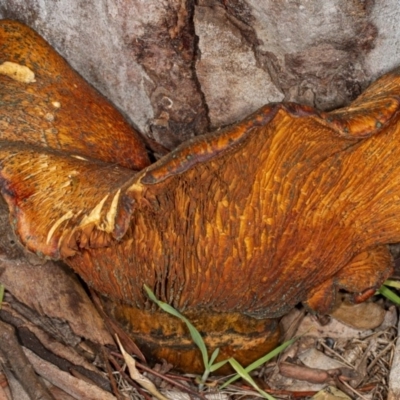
[0,19,398,371]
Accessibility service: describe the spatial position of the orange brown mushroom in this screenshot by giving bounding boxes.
[0,20,398,372]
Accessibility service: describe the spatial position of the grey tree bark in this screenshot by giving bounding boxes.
[1,0,399,148]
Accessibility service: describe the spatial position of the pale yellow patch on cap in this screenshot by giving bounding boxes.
[0,61,36,83]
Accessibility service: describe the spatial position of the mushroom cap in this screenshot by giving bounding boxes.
[0,67,399,317]
[0,20,150,170]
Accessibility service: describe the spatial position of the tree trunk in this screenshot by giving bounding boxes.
[1,0,399,148]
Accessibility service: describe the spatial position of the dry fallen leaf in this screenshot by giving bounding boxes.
[295,314,375,340]
[298,348,347,370]
[115,335,170,400]
[330,300,386,330]
[312,386,351,400]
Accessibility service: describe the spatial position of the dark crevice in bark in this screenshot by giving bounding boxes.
[190,0,211,133]
[218,0,264,69]
[129,1,209,149]
[220,0,258,49]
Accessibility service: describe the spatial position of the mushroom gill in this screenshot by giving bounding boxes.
[0,19,399,371]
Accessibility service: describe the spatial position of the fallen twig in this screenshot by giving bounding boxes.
[102,346,124,400]
[367,339,396,372]
[108,354,152,400]
[339,378,370,400]
[279,361,354,384]
[111,351,208,399]
[116,335,170,400]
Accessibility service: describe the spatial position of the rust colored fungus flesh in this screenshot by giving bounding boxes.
[0,20,399,371]
[0,20,150,170]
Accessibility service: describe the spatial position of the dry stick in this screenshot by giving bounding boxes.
[279,362,338,384]
[111,351,208,400]
[90,290,145,362]
[102,346,123,400]
[319,341,355,369]
[357,383,379,392]
[339,378,370,400]
[227,382,317,399]
[351,337,378,388]
[137,362,207,399]
[164,373,193,383]
[0,320,55,400]
[367,340,396,373]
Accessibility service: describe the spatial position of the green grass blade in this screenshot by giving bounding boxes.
[158,301,186,319]
[209,348,220,367]
[209,357,231,372]
[186,323,209,368]
[228,358,276,400]
[144,283,293,395]
[144,284,159,303]
[382,280,400,289]
[144,285,209,367]
[378,285,400,305]
[220,337,296,389]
